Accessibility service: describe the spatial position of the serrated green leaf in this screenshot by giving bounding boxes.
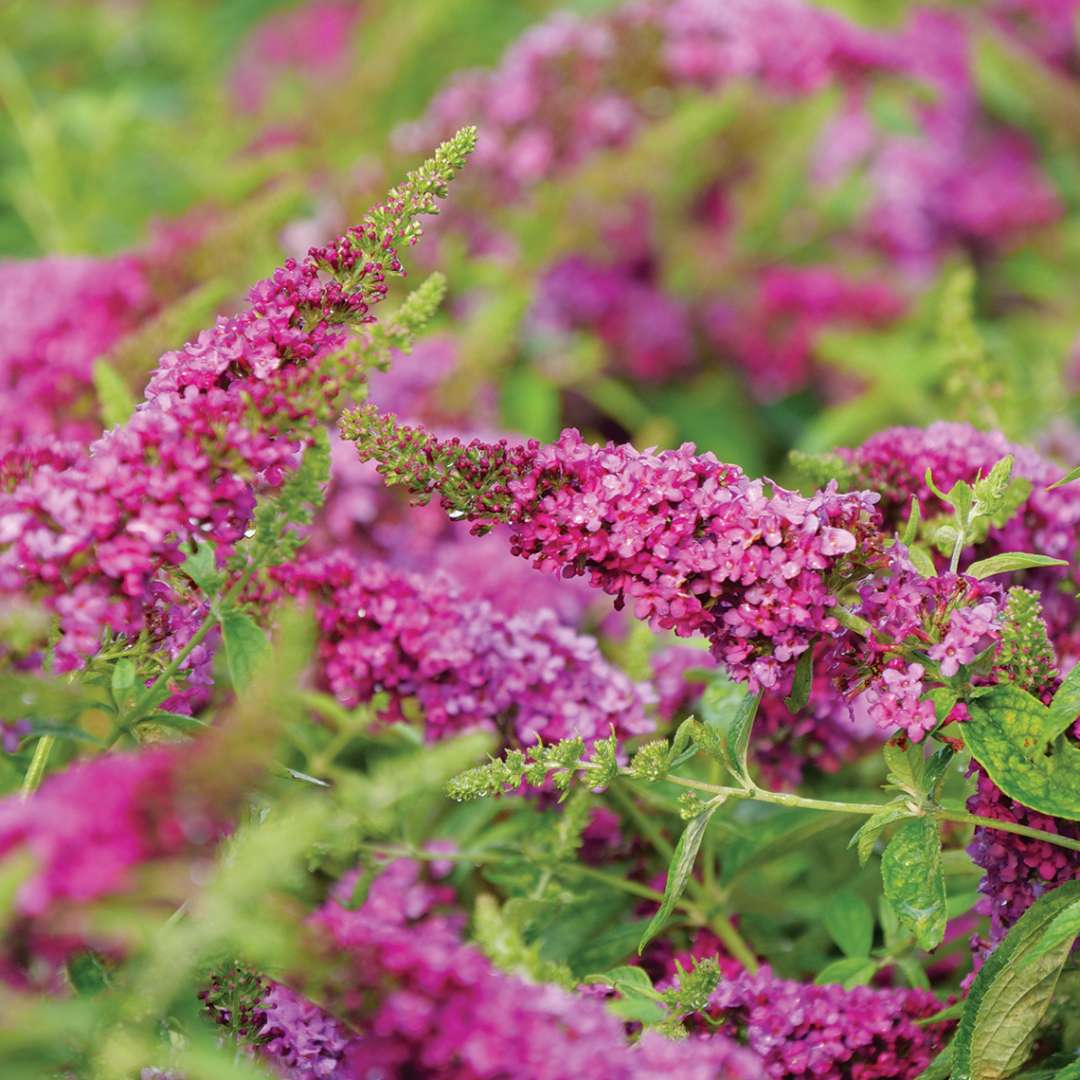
[822,891,874,958]
[698,675,760,786]
[884,740,926,798]
[881,817,947,951]
[638,800,720,953]
[220,610,269,692]
[814,956,878,988]
[91,359,136,428]
[850,802,912,865]
[784,648,813,713]
[965,684,1080,820]
[1019,898,1080,968]
[966,552,1068,580]
[181,540,223,597]
[1048,662,1080,740]
[953,881,1080,1080]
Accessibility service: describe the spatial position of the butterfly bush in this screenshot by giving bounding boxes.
[274,553,649,745]
[0,129,477,674]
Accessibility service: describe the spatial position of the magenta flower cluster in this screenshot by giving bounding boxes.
[707,964,947,1079]
[310,860,763,1079]
[0,139,465,673]
[0,254,153,445]
[398,426,882,695]
[274,552,650,745]
[0,749,212,924]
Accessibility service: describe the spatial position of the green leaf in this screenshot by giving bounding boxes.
[585,965,666,1023]
[884,739,926,798]
[784,649,813,713]
[110,658,136,711]
[814,956,878,988]
[220,610,269,692]
[823,891,874,958]
[900,496,922,546]
[638,800,721,953]
[849,802,912,865]
[895,955,930,990]
[965,684,1080,821]
[881,817,947,951]
[697,675,760,787]
[953,881,1080,1080]
[1019,898,1080,968]
[965,553,1068,580]
[140,711,208,735]
[923,745,955,796]
[181,540,223,597]
[1048,662,1080,740]
[908,544,938,579]
[1047,464,1080,490]
[91,358,136,428]
[66,951,111,996]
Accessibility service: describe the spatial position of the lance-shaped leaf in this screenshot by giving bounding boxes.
[952,881,1080,1080]
[1047,464,1080,490]
[881,817,947,951]
[965,552,1067,580]
[965,684,1080,821]
[784,648,813,713]
[638,798,723,953]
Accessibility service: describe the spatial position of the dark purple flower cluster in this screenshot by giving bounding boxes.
[967,767,1080,944]
[274,553,650,745]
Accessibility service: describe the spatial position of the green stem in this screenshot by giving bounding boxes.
[652,772,1080,854]
[937,808,1080,853]
[20,734,55,798]
[658,773,884,816]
